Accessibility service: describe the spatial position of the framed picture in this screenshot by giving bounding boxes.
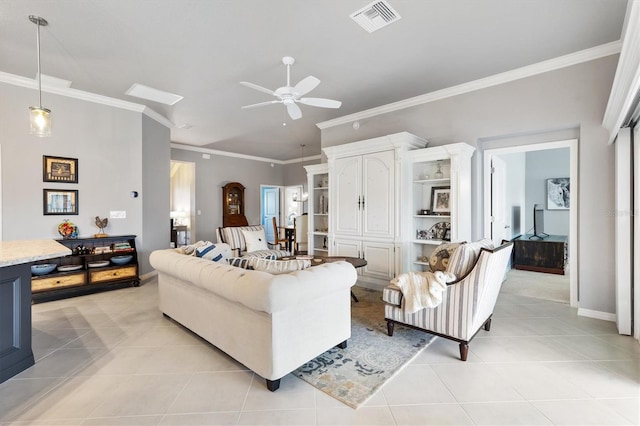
[43,189,78,215]
[43,155,78,183]
[547,177,570,210]
[431,186,451,214]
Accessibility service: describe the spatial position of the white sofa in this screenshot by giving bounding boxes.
[149,249,357,391]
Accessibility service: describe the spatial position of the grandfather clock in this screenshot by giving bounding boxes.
[222,182,249,227]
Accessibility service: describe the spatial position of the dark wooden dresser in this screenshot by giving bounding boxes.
[513,234,567,275]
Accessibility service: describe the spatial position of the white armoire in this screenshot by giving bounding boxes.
[323,132,427,289]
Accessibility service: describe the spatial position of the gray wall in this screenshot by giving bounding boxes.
[170,148,284,242]
[320,56,618,314]
[525,148,570,236]
[141,115,171,274]
[0,82,170,275]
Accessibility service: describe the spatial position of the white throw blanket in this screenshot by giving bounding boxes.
[391,271,456,314]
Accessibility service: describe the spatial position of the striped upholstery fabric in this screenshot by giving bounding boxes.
[385,242,513,341]
[216,225,291,257]
[445,239,494,278]
[382,284,403,307]
[242,250,289,259]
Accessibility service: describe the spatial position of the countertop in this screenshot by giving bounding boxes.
[0,240,72,267]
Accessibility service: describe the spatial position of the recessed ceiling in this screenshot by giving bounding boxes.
[0,0,628,160]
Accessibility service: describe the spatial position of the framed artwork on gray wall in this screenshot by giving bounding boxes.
[43,155,78,183]
[547,177,570,210]
[43,189,78,215]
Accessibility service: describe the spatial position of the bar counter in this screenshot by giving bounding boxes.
[0,239,71,382]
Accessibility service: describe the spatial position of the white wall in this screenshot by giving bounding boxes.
[499,152,526,237]
[320,56,619,314]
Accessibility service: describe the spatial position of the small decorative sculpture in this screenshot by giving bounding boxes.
[94,216,108,237]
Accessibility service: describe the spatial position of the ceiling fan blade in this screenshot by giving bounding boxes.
[240,81,275,96]
[241,100,280,109]
[293,76,320,96]
[299,97,342,108]
[286,102,302,120]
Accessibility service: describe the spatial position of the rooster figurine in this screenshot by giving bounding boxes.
[94,216,109,237]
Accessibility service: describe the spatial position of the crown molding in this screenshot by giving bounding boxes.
[602,0,640,144]
[317,41,622,130]
[0,71,173,129]
[170,142,322,164]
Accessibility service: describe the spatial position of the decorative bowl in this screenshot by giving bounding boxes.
[58,220,78,239]
[88,260,110,268]
[110,255,133,265]
[31,263,57,275]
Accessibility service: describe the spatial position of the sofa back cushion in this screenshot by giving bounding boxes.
[227,256,311,274]
[446,239,495,278]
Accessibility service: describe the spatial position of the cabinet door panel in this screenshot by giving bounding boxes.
[334,156,361,236]
[333,238,361,258]
[362,241,395,279]
[363,151,394,239]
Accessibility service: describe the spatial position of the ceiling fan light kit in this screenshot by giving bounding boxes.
[241,56,342,120]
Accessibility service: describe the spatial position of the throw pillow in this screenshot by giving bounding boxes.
[429,242,463,272]
[227,257,253,269]
[241,229,269,253]
[249,258,311,275]
[446,238,495,277]
[196,242,232,262]
[183,240,208,256]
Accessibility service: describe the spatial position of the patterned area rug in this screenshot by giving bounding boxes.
[293,287,434,409]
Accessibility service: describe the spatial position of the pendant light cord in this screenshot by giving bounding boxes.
[36,20,42,107]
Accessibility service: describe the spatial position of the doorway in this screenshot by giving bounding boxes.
[170,160,196,245]
[260,185,281,243]
[483,139,578,307]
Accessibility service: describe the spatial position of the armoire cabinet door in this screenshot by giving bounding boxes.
[362,150,394,239]
[362,241,395,280]
[333,238,362,259]
[334,156,362,236]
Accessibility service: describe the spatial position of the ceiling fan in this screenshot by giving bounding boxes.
[240,56,342,120]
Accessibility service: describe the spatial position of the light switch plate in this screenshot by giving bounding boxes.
[110,210,126,219]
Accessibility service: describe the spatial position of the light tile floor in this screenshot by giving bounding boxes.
[0,280,638,425]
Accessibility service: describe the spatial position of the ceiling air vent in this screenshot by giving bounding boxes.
[350,0,401,33]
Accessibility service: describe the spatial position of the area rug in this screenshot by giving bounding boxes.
[292,287,434,409]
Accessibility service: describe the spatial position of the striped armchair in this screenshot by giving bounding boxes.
[383,241,513,361]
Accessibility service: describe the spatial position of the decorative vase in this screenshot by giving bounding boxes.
[434,161,444,179]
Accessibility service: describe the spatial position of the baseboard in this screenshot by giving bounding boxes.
[140,270,158,282]
[577,308,616,322]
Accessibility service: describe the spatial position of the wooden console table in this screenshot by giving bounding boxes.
[513,234,567,275]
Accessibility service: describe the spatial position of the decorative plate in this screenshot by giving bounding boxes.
[58,220,78,239]
[429,221,451,241]
[88,261,109,268]
[57,264,83,272]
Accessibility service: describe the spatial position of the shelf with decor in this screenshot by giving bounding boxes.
[404,143,475,273]
[30,234,139,302]
[304,163,330,255]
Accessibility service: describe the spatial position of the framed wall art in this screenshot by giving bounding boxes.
[43,189,78,215]
[430,186,451,214]
[43,155,78,183]
[547,177,570,210]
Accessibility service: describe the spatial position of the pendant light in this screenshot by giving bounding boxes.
[29,15,51,137]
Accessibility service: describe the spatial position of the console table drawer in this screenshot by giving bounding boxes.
[32,272,86,292]
[89,266,137,284]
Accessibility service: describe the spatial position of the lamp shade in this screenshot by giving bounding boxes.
[29,106,51,137]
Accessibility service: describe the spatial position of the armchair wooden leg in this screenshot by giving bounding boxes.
[484,318,492,331]
[387,321,395,336]
[266,379,280,392]
[459,342,469,361]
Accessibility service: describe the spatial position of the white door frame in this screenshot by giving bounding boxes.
[483,139,578,307]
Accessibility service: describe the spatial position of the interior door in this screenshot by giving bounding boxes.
[491,156,509,245]
[262,187,279,243]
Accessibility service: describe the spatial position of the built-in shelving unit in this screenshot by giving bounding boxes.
[304,164,329,255]
[405,143,475,273]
